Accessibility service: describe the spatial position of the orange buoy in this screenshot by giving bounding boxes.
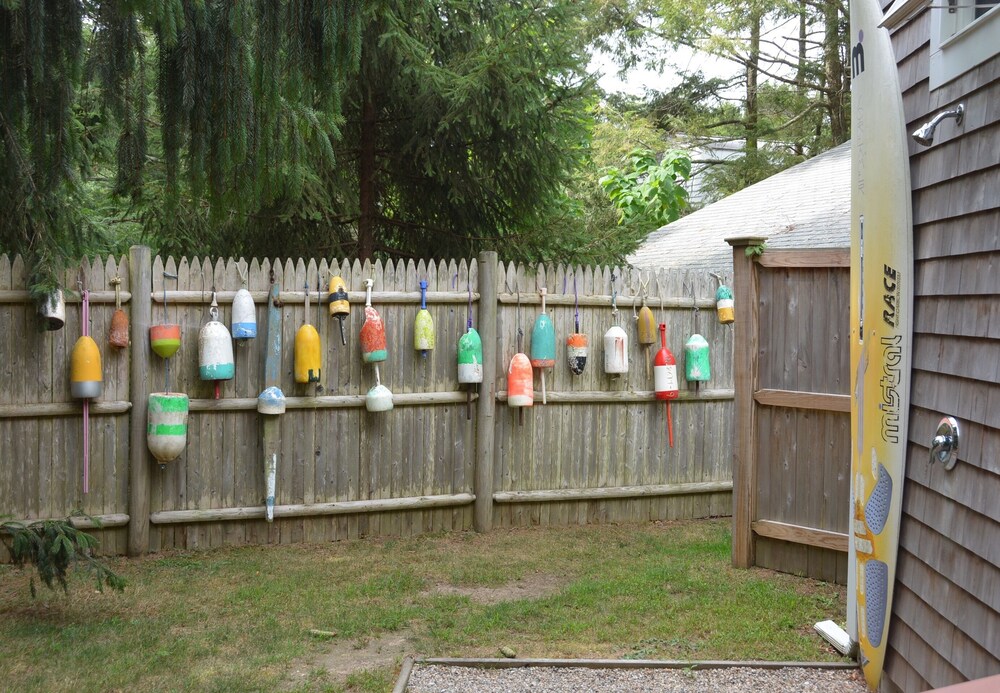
[108,277,129,348]
[507,352,533,408]
[151,272,181,359]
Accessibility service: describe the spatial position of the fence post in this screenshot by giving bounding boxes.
[727,236,766,569]
[474,251,498,532]
[127,245,152,556]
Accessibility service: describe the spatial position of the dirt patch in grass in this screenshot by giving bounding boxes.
[282,630,415,691]
[281,573,568,689]
[428,572,567,605]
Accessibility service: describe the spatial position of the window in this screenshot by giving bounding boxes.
[930,0,1000,89]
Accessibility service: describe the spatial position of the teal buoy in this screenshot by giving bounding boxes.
[684,334,711,383]
[530,288,556,403]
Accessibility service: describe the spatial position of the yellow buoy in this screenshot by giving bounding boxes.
[295,283,322,383]
[70,335,103,399]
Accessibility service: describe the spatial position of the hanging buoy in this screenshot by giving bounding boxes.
[508,353,534,408]
[654,324,679,448]
[328,274,350,345]
[232,287,257,340]
[567,333,588,376]
[150,324,181,359]
[637,304,656,346]
[458,329,483,384]
[39,289,65,331]
[716,284,735,324]
[458,282,482,420]
[260,274,283,523]
[685,334,711,383]
[71,287,102,494]
[530,288,555,404]
[566,276,588,375]
[199,291,235,390]
[366,365,394,412]
[70,337,103,399]
[414,279,435,356]
[257,385,286,415]
[360,278,387,364]
[108,277,129,348]
[294,283,322,383]
[147,392,189,464]
[637,295,656,379]
[150,272,181,359]
[604,325,629,375]
[604,275,629,375]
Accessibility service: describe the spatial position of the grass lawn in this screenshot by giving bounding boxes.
[0,518,851,692]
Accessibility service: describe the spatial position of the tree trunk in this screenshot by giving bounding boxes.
[824,0,848,144]
[744,11,761,187]
[795,0,807,156]
[357,84,377,261]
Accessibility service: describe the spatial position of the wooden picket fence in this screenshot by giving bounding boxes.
[0,248,735,559]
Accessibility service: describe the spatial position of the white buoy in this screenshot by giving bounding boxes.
[604,325,629,374]
[199,293,235,382]
[366,364,394,412]
[232,287,257,340]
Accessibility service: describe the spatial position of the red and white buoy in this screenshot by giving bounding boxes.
[654,323,679,448]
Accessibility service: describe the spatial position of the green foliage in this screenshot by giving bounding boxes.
[1,514,126,598]
[745,241,765,258]
[591,0,849,200]
[1,1,363,291]
[600,147,690,228]
[0,0,88,295]
[319,0,597,264]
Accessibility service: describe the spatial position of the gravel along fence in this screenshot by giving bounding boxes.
[404,662,867,693]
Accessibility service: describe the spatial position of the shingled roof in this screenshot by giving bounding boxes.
[628,140,851,272]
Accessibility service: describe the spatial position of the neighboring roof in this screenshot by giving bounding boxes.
[629,141,851,273]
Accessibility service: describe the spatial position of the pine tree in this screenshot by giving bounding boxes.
[1,1,363,292]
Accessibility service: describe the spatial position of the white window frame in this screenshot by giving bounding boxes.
[930,0,1000,89]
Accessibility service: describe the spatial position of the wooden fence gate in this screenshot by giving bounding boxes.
[728,236,852,584]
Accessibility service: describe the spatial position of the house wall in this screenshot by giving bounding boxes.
[882,7,1000,691]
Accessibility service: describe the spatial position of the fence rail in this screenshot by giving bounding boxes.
[1,249,735,559]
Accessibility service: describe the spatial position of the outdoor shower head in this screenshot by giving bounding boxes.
[912,103,964,146]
